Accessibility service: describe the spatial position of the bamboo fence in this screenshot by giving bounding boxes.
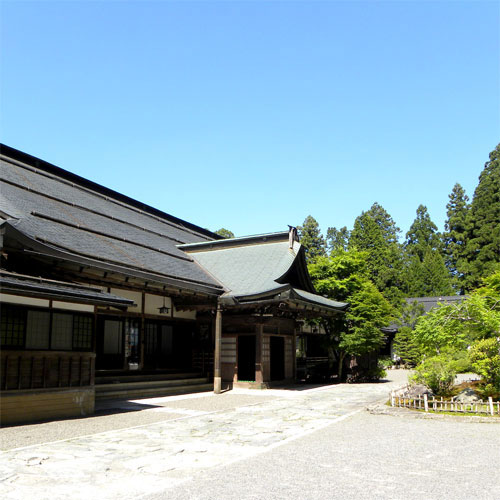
[390,392,500,416]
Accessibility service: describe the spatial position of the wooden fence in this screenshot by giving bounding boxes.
[1,350,95,390]
[391,392,500,416]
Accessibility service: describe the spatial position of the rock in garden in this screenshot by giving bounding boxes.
[452,388,481,403]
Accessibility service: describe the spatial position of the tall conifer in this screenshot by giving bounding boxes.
[464,143,500,289]
[443,183,469,292]
[298,215,326,262]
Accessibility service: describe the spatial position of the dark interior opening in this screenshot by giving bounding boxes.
[238,335,256,381]
[270,336,285,381]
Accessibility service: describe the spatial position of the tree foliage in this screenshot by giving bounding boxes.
[326,226,350,254]
[308,249,393,379]
[413,271,500,356]
[215,228,235,239]
[405,204,442,260]
[298,215,326,262]
[349,202,404,306]
[463,143,500,290]
[443,183,469,291]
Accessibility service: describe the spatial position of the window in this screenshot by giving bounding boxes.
[26,310,50,349]
[0,304,93,351]
[51,313,73,350]
[73,315,93,350]
[0,305,25,347]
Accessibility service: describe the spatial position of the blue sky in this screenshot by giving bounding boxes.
[1,1,499,239]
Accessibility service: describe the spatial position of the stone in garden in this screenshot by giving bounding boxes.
[452,388,481,403]
[406,384,434,398]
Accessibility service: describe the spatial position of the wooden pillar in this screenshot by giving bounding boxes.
[255,324,263,384]
[214,304,222,394]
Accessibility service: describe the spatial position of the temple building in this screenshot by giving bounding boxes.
[0,144,347,425]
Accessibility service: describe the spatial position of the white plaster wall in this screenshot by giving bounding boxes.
[110,288,142,313]
[0,294,50,308]
[144,294,172,316]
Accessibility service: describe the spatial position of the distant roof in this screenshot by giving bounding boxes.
[181,232,348,313]
[405,295,467,313]
[0,144,224,295]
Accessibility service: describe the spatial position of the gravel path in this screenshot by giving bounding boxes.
[0,372,409,499]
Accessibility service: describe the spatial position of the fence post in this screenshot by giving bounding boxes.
[424,393,429,412]
[489,397,494,416]
[391,392,395,407]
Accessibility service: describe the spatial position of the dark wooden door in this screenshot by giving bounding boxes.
[270,336,285,381]
[96,319,124,370]
[238,335,256,381]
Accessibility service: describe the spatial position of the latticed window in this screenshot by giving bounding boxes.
[0,305,25,347]
[26,310,50,349]
[51,313,73,350]
[73,315,93,350]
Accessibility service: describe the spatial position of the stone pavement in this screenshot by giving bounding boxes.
[0,371,409,500]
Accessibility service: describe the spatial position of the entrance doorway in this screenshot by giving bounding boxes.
[144,322,173,370]
[238,335,256,381]
[270,336,285,381]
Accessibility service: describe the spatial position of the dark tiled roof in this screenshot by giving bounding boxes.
[405,295,467,314]
[0,272,135,309]
[0,145,224,295]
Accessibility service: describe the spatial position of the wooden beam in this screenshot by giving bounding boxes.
[214,303,222,394]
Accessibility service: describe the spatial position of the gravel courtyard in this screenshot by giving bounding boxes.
[1,370,498,500]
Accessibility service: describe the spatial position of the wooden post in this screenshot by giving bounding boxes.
[214,304,222,394]
[424,393,429,412]
[255,324,263,384]
[488,397,494,416]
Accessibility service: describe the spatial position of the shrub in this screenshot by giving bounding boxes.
[411,355,456,396]
[469,338,500,394]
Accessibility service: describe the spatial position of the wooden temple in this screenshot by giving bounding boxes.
[0,144,347,425]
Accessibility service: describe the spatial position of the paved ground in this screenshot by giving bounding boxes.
[1,370,498,500]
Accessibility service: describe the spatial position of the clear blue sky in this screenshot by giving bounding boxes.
[1,1,499,239]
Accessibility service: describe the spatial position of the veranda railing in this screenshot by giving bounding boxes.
[390,392,500,416]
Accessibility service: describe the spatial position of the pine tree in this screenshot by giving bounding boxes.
[403,205,452,296]
[463,143,500,289]
[405,205,442,260]
[349,202,404,306]
[326,226,350,254]
[443,183,470,292]
[298,215,326,262]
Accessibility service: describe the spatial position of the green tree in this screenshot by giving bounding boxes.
[326,226,350,254]
[349,202,404,306]
[308,250,393,380]
[469,338,500,395]
[413,272,500,356]
[463,143,500,290]
[405,204,442,260]
[215,228,235,239]
[393,300,426,366]
[404,248,453,297]
[298,215,326,262]
[443,183,470,292]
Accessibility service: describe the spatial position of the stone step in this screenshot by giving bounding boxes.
[95,382,213,401]
[95,372,202,384]
[95,377,209,392]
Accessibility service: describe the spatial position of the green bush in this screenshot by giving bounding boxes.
[443,347,473,374]
[411,355,457,396]
[469,338,500,395]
